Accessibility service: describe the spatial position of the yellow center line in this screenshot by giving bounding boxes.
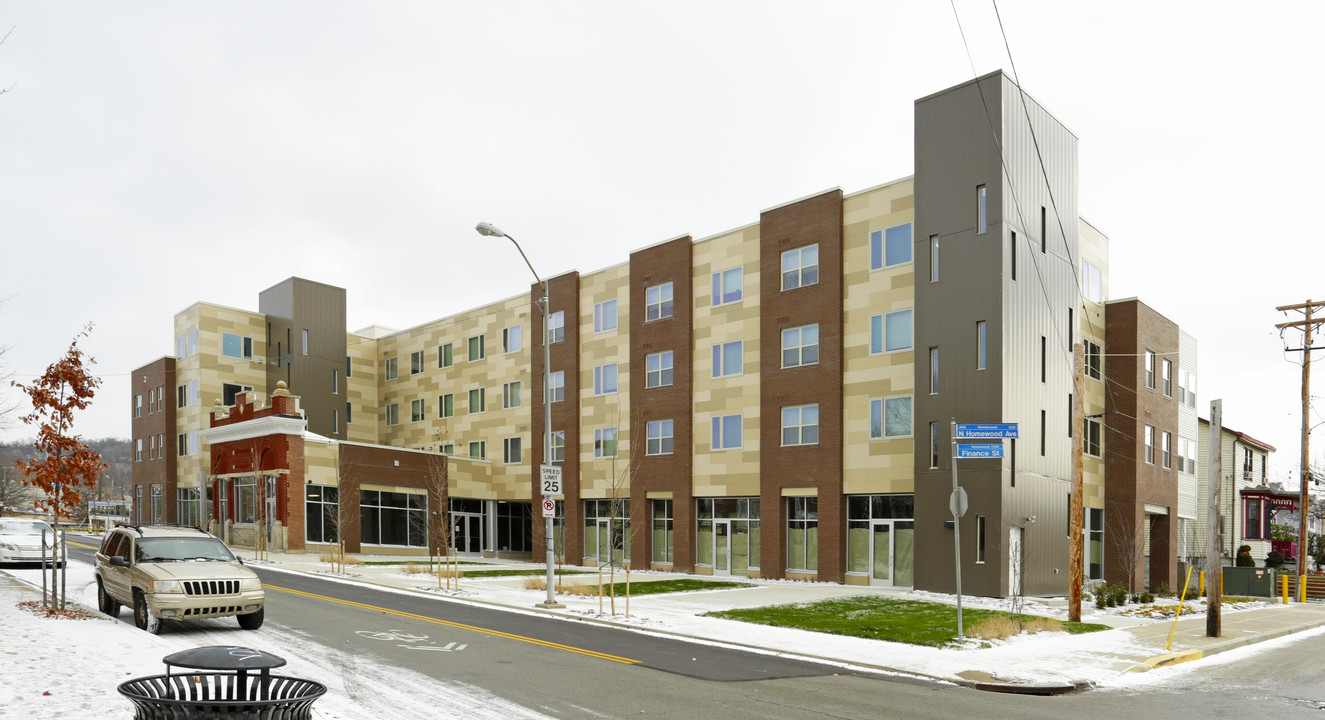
[68,540,100,550]
[263,583,638,665]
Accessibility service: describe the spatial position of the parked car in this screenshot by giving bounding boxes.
[93,524,265,633]
[0,518,63,566]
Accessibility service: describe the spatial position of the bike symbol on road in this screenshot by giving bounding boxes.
[355,629,467,652]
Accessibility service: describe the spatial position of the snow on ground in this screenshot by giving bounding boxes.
[0,560,553,720]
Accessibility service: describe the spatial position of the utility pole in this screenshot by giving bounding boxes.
[1276,299,1325,597]
[1068,344,1084,622]
[1206,400,1222,637]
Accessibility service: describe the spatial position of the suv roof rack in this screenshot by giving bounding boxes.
[114,522,145,536]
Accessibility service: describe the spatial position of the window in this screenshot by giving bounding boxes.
[786,497,818,572]
[781,324,819,368]
[1040,206,1047,254]
[1040,410,1046,456]
[593,363,619,395]
[646,420,674,456]
[222,383,252,406]
[1144,425,1155,464]
[712,267,743,305]
[411,399,425,423]
[646,351,673,388]
[977,185,987,234]
[332,369,339,394]
[929,347,939,394]
[1085,418,1102,457]
[1083,260,1103,304]
[1162,358,1172,397]
[360,489,428,547]
[332,409,338,433]
[302,329,309,355]
[305,485,339,544]
[870,396,912,439]
[147,434,155,460]
[550,431,565,462]
[711,414,742,450]
[930,422,940,469]
[346,402,352,424]
[503,381,522,409]
[1145,350,1155,389]
[781,245,819,291]
[503,437,522,464]
[871,224,913,270]
[652,500,674,563]
[594,428,618,458]
[1085,340,1102,380]
[177,433,188,456]
[468,335,485,361]
[1245,498,1271,540]
[177,384,186,409]
[438,393,454,418]
[222,333,252,359]
[385,403,400,426]
[1041,336,1047,383]
[593,300,618,332]
[976,321,987,370]
[713,341,743,378]
[976,515,986,563]
[135,438,143,461]
[158,433,164,457]
[548,311,565,343]
[645,282,674,321]
[1160,430,1173,468]
[1067,308,1074,351]
[468,441,486,460]
[438,343,454,368]
[385,357,398,381]
[503,325,522,353]
[870,310,912,354]
[929,236,939,282]
[175,329,197,359]
[1010,231,1017,281]
[548,370,565,403]
[346,356,353,377]
[469,387,486,414]
[134,394,142,418]
[781,404,819,446]
[411,350,425,375]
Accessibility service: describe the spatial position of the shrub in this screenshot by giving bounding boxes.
[1266,550,1285,569]
[1095,593,1106,609]
[1236,544,1255,567]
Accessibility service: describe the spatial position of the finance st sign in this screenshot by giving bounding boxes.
[955,443,1004,459]
[955,423,1018,439]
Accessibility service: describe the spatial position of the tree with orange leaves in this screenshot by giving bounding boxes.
[12,323,106,609]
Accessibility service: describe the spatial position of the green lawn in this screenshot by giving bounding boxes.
[704,595,1109,648]
[593,579,755,596]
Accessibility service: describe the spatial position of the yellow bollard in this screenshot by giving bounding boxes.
[1199,571,1205,596]
[1301,574,1307,604]
[1282,574,1289,604]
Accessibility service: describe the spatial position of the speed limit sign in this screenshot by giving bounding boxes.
[541,498,556,518]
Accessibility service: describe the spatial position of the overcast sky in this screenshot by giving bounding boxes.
[2,1,1322,484]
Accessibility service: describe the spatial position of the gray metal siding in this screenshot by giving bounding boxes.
[259,277,347,438]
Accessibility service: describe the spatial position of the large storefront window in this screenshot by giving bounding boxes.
[697,498,760,574]
[584,499,629,565]
[652,500,673,563]
[496,502,531,553]
[786,497,818,572]
[361,489,427,547]
[235,477,257,524]
[846,495,914,586]
[306,485,339,544]
[177,488,201,528]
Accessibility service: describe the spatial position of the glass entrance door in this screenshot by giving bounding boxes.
[868,520,915,587]
[871,523,891,582]
[453,513,483,555]
[714,521,730,574]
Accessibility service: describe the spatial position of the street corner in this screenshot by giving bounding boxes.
[1133,649,1203,672]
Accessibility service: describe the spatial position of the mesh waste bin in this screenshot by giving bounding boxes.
[118,646,326,720]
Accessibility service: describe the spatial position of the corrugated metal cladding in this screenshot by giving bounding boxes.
[258,278,347,439]
[913,71,1080,597]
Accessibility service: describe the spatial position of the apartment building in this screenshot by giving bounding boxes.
[131,71,1258,597]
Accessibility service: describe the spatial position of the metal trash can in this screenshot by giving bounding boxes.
[118,646,326,720]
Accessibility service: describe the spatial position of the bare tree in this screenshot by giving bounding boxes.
[420,431,455,590]
[320,442,357,574]
[1107,512,1148,593]
[0,464,40,516]
[592,409,649,616]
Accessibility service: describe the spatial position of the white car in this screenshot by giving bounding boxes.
[0,518,64,565]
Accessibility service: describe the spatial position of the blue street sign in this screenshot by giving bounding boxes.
[956,443,1004,459]
[955,423,1019,439]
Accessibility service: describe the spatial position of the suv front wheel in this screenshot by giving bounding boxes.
[237,606,264,630]
[133,590,162,635]
[97,579,120,617]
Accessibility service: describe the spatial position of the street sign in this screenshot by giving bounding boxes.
[955,442,1004,459]
[949,487,968,518]
[541,498,556,518]
[955,423,1019,439]
[539,464,562,496]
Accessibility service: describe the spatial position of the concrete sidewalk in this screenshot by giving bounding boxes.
[228,548,1325,692]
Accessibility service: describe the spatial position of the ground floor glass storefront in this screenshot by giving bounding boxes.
[697,498,760,575]
[584,499,629,565]
[846,494,914,587]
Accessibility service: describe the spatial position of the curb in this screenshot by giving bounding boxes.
[1133,611,1325,671]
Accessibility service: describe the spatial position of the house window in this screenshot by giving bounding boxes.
[977,185,987,234]
[871,223,913,270]
[468,441,486,460]
[711,414,742,451]
[645,283,674,322]
[1162,431,1172,468]
[135,438,143,461]
[1083,260,1103,304]
[1144,425,1155,464]
[646,420,673,456]
[550,431,565,462]
[411,350,425,375]
[385,357,398,381]
[411,399,425,423]
[135,394,142,418]
[976,321,987,370]
[301,329,309,355]
[930,236,939,282]
[503,437,522,464]
[1244,498,1271,540]
[713,340,743,378]
[593,363,618,395]
[929,347,939,394]
[468,335,485,361]
[786,497,818,572]
[871,310,912,354]
[712,267,743,305]
[1085,418,1102,457]
[1162,358,1172,396]
[646,351,673,388]
[147,435,155,460]
[385,403,400,426]
[1145,350,1155,389]
[781,324,820,368]
[222,333,252,359]
[548,370,565,403]
[548,311,565,343]
[781,245,819,291]
[594,428,618,458]
[503,325,522,353]
[503,381,522,409]
[1085,340,1102,380]
[438,343,454,368]
[870,396,912,439]
[469,387,486,414]
[781,404,819,447]
[593,300,618,333]
[438,393,454,418]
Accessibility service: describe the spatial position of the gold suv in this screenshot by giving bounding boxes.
[93,524,264,634]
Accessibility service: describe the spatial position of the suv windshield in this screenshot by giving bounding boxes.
[135,537,237,563]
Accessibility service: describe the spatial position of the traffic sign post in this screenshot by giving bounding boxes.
[956,443,1004,459]
[539,464,562,496]
[948,421,1017,639]
[541,498,556,519]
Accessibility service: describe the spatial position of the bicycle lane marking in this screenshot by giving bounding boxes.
[262,583,638,665]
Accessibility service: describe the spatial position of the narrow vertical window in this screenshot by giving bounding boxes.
[929,347,939,394]
[977,185,987,234]
[929,422,940,469]
[976,321,987,371]
[1040,206,1047,253]
[976,515,986,563]
[1068,394,1074,437]
[302,329,309,355]
[1010,231,1017,281]
[929,236,939,283]
[1067,308,1074,351]
[1041,336,1047,383]
[1040,410,1047,456]
[332,369,339,394]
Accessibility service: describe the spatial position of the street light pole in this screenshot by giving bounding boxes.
[476,222,563,609]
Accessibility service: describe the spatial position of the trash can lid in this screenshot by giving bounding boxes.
[163,646,287,672]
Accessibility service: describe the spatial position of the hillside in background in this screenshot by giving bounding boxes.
[0,438,133,512]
